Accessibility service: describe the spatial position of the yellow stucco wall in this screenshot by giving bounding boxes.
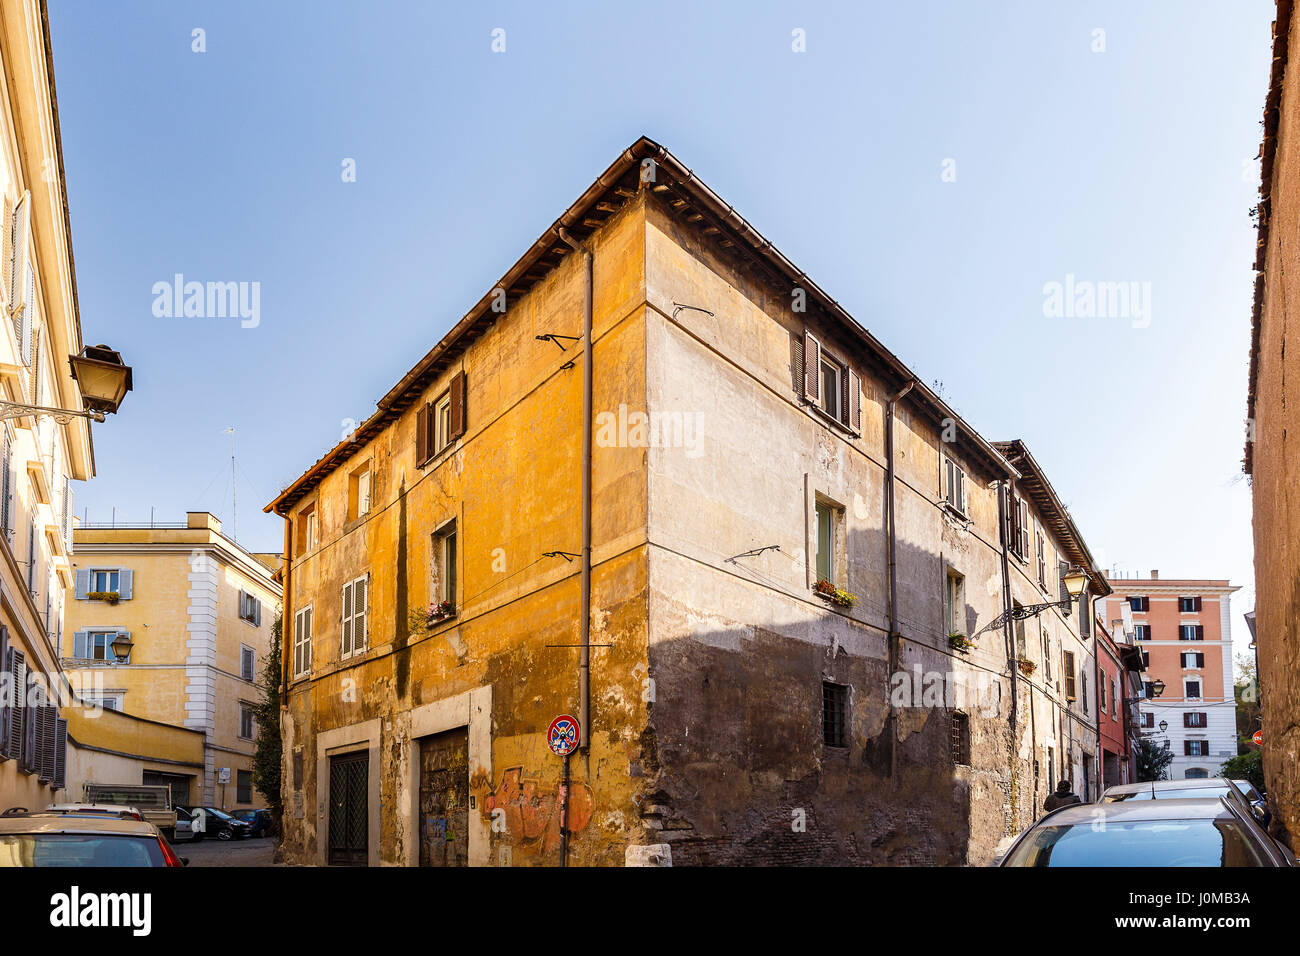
[280,196,652,865]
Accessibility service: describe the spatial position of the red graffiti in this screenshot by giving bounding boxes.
[480,767,593,852]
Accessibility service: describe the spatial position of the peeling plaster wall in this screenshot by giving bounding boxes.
[640,199,1033,865]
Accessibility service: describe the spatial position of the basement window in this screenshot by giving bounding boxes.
[822,681,848,748]
[950,711,970,765]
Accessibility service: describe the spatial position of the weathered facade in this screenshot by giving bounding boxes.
[1246,0,1300,847]
[270,138,1109,866]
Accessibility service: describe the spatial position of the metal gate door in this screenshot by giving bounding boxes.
[328,751,369,866]
[419,727,469,866]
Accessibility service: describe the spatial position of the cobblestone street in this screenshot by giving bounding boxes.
[177,836,278,867]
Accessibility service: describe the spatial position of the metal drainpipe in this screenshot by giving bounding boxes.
[558,227,593,756]
[885,379,914,778]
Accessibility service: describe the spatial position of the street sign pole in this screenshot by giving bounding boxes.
[547,715,580,868]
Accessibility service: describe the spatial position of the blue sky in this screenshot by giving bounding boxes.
[47,1,1269,636]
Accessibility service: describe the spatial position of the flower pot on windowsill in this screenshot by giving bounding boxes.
[949,633,975,653]
[1016,657,1036,676]
[426,601,457,627]
[813,579,857,609]
[87,591,121,605]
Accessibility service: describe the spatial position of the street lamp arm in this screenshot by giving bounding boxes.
[0,399,105,425]
[972,598,1073,640]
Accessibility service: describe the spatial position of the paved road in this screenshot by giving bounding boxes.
[175,835,279,867]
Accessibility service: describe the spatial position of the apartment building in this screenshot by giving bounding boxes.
[0,0,98,812]
[1101,574,1239,780]
[269,137,1110,866]
[62,513,282,808]
[1094,610,1145,789]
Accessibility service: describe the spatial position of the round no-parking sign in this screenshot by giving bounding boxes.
[548,715,580,757]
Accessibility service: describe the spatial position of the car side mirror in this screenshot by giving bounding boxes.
[181,858,190,866]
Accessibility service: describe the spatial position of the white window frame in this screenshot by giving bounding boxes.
[944,566,965,635]
[819,358,841,421]
[355,466,371,518]
[90,568,119,593]
[434,393,451,455]
[293,604,313,679]
[433,525,457,607]
[341,574,369,659]
[1184,677,1202,700]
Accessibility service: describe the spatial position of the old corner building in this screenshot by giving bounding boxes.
[1245,0,1300,848]
[270,138,1113,866]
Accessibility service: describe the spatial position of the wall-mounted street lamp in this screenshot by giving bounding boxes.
[109,632,134,662]
[974,566,1090,639]
[0,344,132,424]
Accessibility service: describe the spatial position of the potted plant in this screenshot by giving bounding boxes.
[426,600,455,626]
[949,632,975,652]
[87,590,121,606]
[813,579,857,608]
[1016,657,1036,676]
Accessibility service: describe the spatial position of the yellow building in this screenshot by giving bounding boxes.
[63,705,206,811]
[62,513,282,809]
[0,0,99,812]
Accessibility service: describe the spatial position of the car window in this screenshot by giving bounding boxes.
[1103,787,1229,801]
[206,808,234,821]
[1004,820,1267,867]
[0,834,165,867]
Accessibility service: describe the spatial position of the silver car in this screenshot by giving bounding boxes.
[999,797,1291,867]
[1100,778,1268,828]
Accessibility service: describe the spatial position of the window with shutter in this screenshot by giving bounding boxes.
[803,330,820,403]
[416,403,430,464]
[53,717,66,790]
[293,605,313,678]
[1063,651,1076,700]
[4,648,25,761]
[1,434,10,539]
[20,262,33,366]
[8,193,28,327]
[846,369,861,433]
[449,370,466,441]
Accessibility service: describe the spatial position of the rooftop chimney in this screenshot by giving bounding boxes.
[1150,569,1159,580]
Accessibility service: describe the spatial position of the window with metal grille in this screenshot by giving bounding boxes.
[822,681,848,748]
[950,711,970,765]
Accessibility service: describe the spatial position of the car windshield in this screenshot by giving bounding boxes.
[1004,819,1266,866]
[0,834,164,867]
[1103,786,1230,801]
[204,808,235,821]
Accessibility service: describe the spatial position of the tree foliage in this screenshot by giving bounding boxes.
[1220,750,1265,793]
[1135,736,1175,782]
[252,611,282,813]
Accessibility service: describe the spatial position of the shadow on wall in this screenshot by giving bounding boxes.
[640,529,1012,866]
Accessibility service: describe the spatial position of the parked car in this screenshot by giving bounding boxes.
[82,784,176,843]
[0,812,187,866]
[232,808,275,838]
[1100,778,1268,828]
[177,806,250,841]
[45,802,144,822]
[999,797,1291,867]
[172,805,195,842]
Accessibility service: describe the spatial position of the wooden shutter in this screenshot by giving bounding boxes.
[1196,624,1204,640]
[19,262,33,366]
[449,371,467,441]
[8,192,27,322]
[1,435,9,538]
[73,569,90,600]
[118,569,133,600]
[790,334,804,395]
[1079,592,1091,637]
[356,574,369,649]
[4,648,24,761]
[293,611,303,676]
[802,330,820,403]
[416,403,429,464]
[846,368,861,432]
[53,717,66,790]
[305,606,313,670]
[341,582,353,656]
[29,331,39,404]
[0,628,7,758]
[39,701,55,781]
[254,598,262,627]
